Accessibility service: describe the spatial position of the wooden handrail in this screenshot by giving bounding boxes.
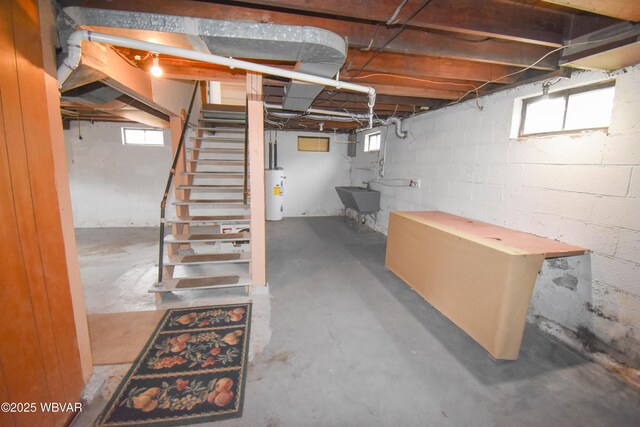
[158,82,200,284]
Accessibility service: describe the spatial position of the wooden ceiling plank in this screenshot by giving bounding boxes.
[344,50,522,84]
[542,0,640,22]
[64,0,559,69]
[233,0,565,46]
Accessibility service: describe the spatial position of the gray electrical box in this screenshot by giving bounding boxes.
[347,132,357,157]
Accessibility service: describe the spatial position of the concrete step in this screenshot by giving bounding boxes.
[165,232,250,244]
[167,215,251,226]
[166,252,251,266]
[151,273,251,293]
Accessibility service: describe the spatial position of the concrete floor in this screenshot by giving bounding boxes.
[75,217,640,426]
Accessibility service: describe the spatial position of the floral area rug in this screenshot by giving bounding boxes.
[95,303,251,426]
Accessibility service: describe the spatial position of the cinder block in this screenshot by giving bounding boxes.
[449,181,474,200]
[613,72,640,105]
[592,281,640,328]
[464,123,493,146]
[538,190,596,221]
[452,145,477,163]
[512,211,561,240]
[508,132,605,165]
[592,196,640,230]
[457,163,488,184]
[616,229,640,264]
[476,142,508,164]
[472,183,503,204]
[602,133,640,165]
[557,218,619,256]
[487,164,524,185]
[630,167,640,197]
[503,185,541,212]
[609,100,640,135]
[417,147,452,164]
[522,164,632,196]
[591,254,640,297]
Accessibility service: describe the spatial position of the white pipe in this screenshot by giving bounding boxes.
[269,111,355,122]
[264,103,369,119]
[58,30,377,127]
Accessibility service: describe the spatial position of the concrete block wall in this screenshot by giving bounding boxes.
[351,65,640,369]
[65,122,174,227]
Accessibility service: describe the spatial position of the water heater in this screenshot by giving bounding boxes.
[265,169,285,221]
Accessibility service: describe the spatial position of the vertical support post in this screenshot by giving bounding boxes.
[169,112,190,254]
[247,73,266,286]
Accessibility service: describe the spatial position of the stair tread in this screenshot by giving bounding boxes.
[151,274,251,292]
[199,119,246,124]
[177,185,246,192]
[187,148,244,153]
[196,127,245,132]
[181,172,245,176]
[187,160,244,165]
[174,198,245,203]
[191,137,245,141]
[165,232,250,243]
[167,252,251,265]
[172,202,250,209]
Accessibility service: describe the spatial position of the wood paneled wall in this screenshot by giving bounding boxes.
[0,0,91,425]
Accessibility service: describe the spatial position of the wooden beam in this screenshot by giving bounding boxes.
[1,1,87,425]
[263,86,447,107]
[543,0,640,22]
[345,50,522,84]
[237,0,565,46]
[66,0,559,69]
[247,73,266,286]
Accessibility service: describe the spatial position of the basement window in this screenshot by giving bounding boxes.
[364,132,381,152]
[298,136,330,152]
[519,82,615,137]
[121,128,165,146]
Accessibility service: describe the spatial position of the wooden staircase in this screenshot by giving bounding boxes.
[152,103,252,293]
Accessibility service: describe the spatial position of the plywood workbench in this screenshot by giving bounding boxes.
[385,211,587,360]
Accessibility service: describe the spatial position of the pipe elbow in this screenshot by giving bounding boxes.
[381,117,407,139]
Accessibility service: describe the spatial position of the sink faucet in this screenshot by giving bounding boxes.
[362,181,370,190]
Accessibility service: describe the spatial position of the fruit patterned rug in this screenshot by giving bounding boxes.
[95,303,251,426]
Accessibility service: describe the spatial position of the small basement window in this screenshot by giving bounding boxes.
[297,136,330,152]
[364,132,381,152]
[121,128,165,146]
[519,82,615,137]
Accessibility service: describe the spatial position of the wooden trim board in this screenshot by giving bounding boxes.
[385,211,587,360]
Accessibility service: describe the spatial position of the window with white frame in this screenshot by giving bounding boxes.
[364,132,381,152]
[519,82,615,137]
[121,128,165,146]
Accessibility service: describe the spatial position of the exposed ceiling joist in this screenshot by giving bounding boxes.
[234,0,565,46]
[345,50,525,84]
[63,0,560,69]
[542,0,640,22]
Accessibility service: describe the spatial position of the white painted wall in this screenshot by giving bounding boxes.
[264,131,351,217]
[352,65,640,369]
[65,121,173,227]
[65,78,202,227]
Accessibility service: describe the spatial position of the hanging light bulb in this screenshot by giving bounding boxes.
[150,54,163,78]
